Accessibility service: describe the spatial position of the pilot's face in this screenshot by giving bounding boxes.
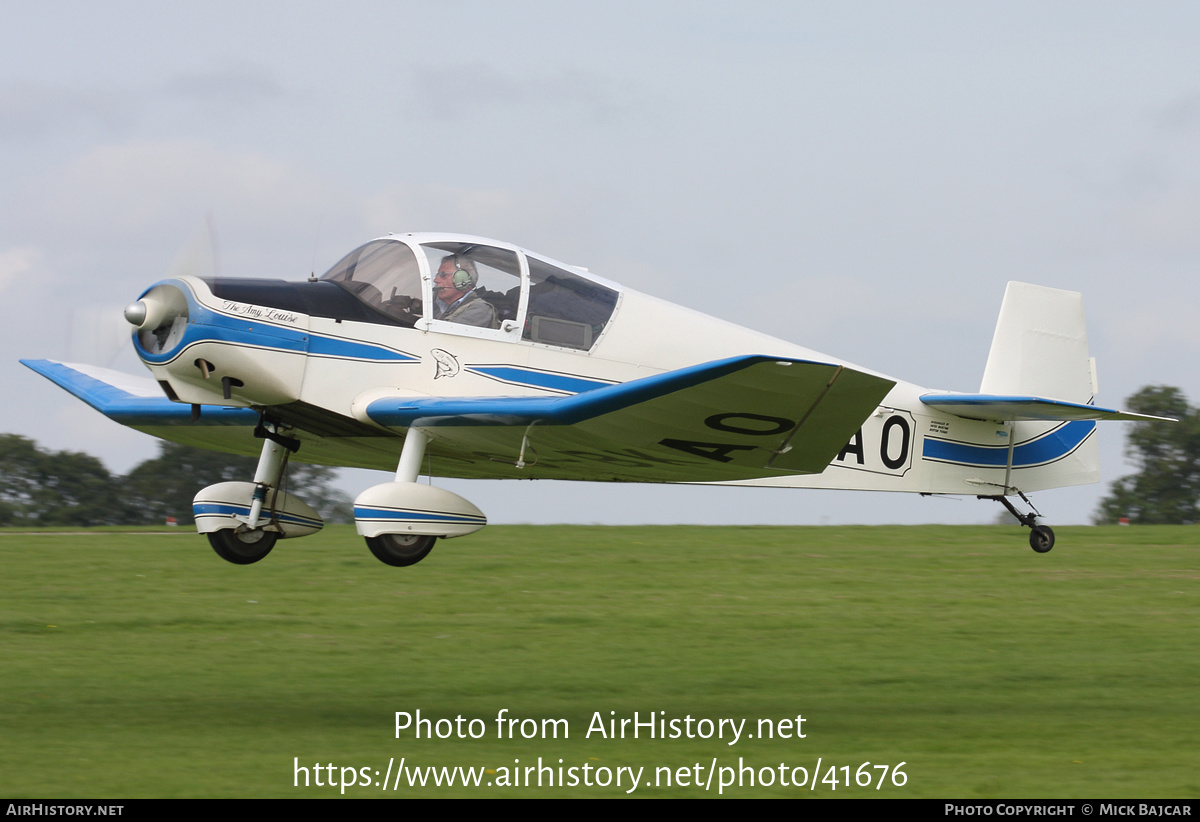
[435,264,464,302]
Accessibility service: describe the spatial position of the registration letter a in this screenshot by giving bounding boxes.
[837,429,865,464]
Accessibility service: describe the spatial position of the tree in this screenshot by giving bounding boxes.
[1094,386,1200,524]
[0,434,128,526]
[123,441,353,525]
[123,442,259,525]
[1,435,354,526]
[0,435,42,525]
[286,462,355,524]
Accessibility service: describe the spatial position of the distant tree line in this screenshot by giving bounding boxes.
[1094,386,1200,525]
[0,434,353,527]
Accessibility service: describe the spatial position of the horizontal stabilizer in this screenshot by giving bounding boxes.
[20,359,258,426]
[920,393,1175,423]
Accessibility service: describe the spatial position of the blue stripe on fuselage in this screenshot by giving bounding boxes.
[922,420,1095,468]
[464,365,612,395]
[136,287,417,364]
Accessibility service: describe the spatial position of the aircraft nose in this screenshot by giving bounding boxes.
[124,300,148,327]
[129,284,190,357]
[124,296,174,331]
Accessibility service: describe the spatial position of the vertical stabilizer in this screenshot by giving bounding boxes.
[979,282,1100,492]
[980,282,1093,403]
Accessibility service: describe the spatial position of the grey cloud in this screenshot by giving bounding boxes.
[0,64,286,142]
[0,80,133,140]
[1155,90,1200,131]
[406,63,633,126]
[159,64,286,107]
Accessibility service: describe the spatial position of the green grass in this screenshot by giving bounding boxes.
[0,524,1197,797]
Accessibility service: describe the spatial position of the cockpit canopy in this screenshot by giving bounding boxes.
[319,235,619,350]
[320,239,425,326]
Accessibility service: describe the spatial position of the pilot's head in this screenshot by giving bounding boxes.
[435,255,478,302]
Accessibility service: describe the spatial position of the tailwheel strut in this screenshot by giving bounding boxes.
[980,491,1055,553]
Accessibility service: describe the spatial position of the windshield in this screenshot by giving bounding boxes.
[320,240,423,326]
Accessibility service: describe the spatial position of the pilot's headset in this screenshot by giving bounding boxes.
[446,256,477,291]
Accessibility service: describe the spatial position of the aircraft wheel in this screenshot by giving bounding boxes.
[366,533,437,567]
[1029,525,1055,554]
[208,529,278,565]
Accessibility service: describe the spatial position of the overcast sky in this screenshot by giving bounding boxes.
[5,1,1199,527]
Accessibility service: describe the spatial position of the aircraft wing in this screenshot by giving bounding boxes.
[21,359,273,459]
[21,359,259,427]
[23,359,404,467]
[920,393,1176,423]
[364,356,896,482]
[23,356,895,482]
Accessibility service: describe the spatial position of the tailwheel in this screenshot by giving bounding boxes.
[1029,525,1055,554]
[366,533,437,567]
[208,528,278,565]
[980,492,1056,554]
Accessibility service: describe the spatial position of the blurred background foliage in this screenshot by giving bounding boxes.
[0,435,352,526]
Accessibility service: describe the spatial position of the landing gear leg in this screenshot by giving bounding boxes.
[243,418,301,529]
[394,426,428,484]
[981,492,1055,553]
[359,427,440,567]
[206,417,301,564]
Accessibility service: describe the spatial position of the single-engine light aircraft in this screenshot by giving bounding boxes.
[22,233,1170,566]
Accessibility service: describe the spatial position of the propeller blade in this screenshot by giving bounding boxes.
[165,213,220,281]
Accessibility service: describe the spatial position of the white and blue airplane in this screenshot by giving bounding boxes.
[22,233,1169,566]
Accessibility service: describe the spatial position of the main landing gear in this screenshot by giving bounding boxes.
[352,427,487,567]
[193,418,323,564]
[981,492,1055,553]
[193,420,485,568]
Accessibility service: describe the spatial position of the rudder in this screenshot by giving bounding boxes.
[980,281,1095,403]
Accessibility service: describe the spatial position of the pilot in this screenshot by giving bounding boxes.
[432,255,498,328]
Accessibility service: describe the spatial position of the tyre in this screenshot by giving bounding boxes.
[208,528,278,564]
[1029,525,1055,554]
[366,533,437,566]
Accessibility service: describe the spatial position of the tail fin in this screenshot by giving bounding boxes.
[982,282,1099,492]
[980,281,1094,402]
[918,283,1172,493]
[922,282,1168,423]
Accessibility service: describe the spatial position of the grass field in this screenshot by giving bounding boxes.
[0,524,1196,798]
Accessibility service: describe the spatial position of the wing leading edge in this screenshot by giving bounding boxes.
[365,356,896,482]
[20,359,258,426]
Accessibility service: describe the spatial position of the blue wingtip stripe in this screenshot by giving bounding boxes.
[22,359,259,427]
